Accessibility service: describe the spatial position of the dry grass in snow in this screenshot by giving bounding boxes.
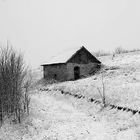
[0,91,116,140]
[48,51,140,110]
[1,51,140,140]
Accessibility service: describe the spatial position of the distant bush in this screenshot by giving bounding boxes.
[129,48,140,52]
[114,47,140,54]
[93,50,110,57]
[93,47,140,58]
[93,47,140,57]
[114,47,127,54]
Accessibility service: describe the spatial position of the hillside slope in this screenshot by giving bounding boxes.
[1,51,140,140]
[0,92,115,140]
[49,51,140,110]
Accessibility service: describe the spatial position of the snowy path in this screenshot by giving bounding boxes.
[25,92,114,140]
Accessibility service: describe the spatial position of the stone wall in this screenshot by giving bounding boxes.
[43,64,67,81]
[43,62,99,81]
[66,62,98,80]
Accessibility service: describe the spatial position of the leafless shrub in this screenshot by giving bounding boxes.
[114,47,127,54]
[97,73,107,108]
[93,50,110,57]
[129,48,140,52]
[0,46,31,126]
[23,69,33,115]
[94,47,140,58]
[114,47,140,54]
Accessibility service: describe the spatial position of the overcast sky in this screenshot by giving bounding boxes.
[0,0,140,68]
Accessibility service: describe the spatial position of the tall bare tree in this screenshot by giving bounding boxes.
[0,46,31,126]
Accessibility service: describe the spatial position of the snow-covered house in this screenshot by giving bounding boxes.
[41,46,101,81]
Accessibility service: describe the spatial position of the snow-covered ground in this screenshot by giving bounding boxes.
[48,51,140,110]
[0,51,140,139]
[0,92,115,140]
[1,91,139,140]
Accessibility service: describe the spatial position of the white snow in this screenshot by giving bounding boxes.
[0,92,114,140]
[1,51,140,139]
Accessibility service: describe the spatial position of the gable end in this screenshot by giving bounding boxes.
[66,46,101,64]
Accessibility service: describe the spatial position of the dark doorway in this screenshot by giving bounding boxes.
[54,74,57,80]
[74,66,80,80]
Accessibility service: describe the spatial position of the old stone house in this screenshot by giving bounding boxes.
[42,46,101,81]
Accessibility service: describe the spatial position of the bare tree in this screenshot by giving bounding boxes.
[0,45,31,126]
[97,73,107,108]
[114,46,128,54]
[23,69,33,115]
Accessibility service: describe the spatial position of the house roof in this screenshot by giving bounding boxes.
[42,46,101,66]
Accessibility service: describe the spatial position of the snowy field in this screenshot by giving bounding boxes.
[0,51,140,139]
[49,51,140,110]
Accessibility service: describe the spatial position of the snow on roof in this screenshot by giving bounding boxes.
[42,46,83,65]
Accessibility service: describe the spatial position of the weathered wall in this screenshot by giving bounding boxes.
[67,47,101,64]
[43,64,67,81]
[43,62,99,81]
[43,47,101,81]
[66,47,100,80]
[66,62,98,80]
